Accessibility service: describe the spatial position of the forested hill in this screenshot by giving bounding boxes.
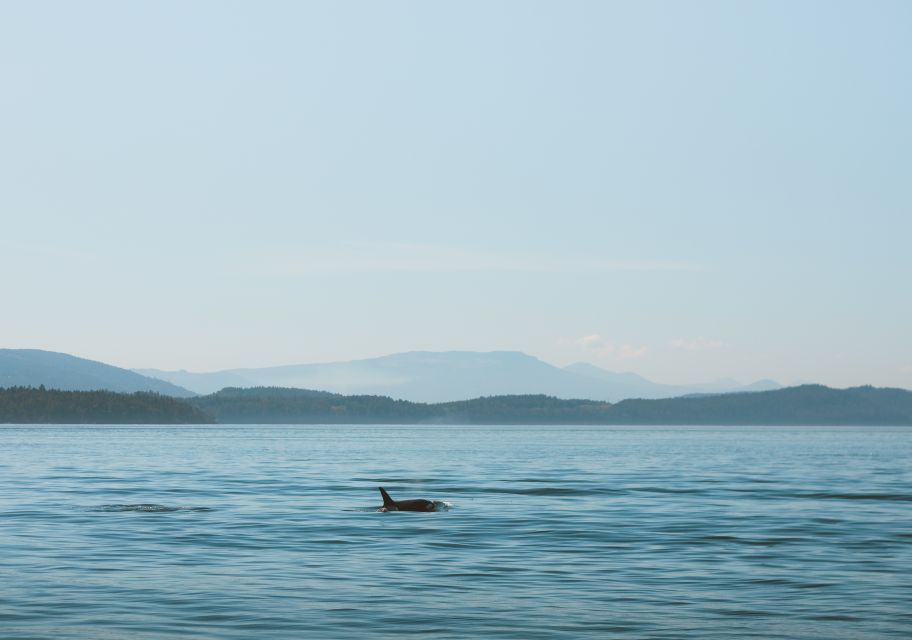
[0,387,212,424]
[608,385,912,425]
[187,384,912,425]
[2,384,911,425]
[188,386,437,423]
[188,387,609,424]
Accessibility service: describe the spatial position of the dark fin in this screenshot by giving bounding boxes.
[379,487,396,509]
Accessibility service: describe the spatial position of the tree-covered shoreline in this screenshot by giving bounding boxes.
[0,387,212,424]
[3,384,912,426]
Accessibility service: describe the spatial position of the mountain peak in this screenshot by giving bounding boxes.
[0,348,195,397]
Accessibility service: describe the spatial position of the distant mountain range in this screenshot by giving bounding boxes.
[2,349,909,425]
[137,350,781,402]
[0,349,195,397]
[0,348,783,403]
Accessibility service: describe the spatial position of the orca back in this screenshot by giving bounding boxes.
[378,487,436,512]
[379,486,397,510]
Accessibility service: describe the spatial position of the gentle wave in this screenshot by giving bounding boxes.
[786,491,912,501]
[91,504,214,513]
[1,424,910,639]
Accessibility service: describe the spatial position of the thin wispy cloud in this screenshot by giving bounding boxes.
[575,334,616,357]
[671,337,725,351]
[574,334,649,360]
[617,344,649,359]
[257,245,706,275]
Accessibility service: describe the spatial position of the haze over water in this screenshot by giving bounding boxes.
[2,424,910,639]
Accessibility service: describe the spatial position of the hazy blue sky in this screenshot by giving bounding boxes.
[2,1,910,387]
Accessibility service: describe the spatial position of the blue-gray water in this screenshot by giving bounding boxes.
[1,425,910,639]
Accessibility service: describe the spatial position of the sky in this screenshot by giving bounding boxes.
[1,1,910,388]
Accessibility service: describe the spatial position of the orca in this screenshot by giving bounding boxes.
[378,486,437,512]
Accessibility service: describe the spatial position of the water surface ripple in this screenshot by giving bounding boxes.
[1,425,910,639]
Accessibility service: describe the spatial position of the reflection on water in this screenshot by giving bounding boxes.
[1,424,910,639]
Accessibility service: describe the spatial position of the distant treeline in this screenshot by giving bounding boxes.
[2,384,912,425]
[188,385,912,425]
[605,385,912,426]
[188,387,616,424]
[0,386,212,424]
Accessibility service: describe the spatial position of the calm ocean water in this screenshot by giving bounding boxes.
[1,425,910,639]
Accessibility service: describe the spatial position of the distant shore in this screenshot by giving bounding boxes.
[2,384,911,426]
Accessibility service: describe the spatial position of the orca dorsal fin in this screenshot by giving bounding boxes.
[379,487,396,509]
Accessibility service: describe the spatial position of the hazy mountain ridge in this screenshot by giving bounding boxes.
[563,362,781,399]
[138,350,781,402]
[0,349,196,397]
